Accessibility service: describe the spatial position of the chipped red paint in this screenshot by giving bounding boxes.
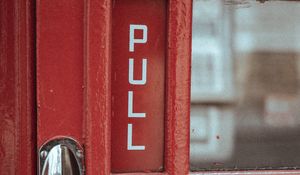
[84,0,112,174]
[0,0,36,174]
[164,0,192,175]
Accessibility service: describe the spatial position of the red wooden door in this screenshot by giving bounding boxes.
[36,0,300,173]
[4,0,300,175]
[1,0,191,174]
[35,0,191,174]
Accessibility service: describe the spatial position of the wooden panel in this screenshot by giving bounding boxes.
[0,0,36,174]
[111,0,166,172]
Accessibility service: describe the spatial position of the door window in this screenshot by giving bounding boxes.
[191,0,300,171]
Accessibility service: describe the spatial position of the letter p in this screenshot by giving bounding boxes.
[129,24,148,52]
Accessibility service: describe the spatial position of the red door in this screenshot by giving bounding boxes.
[36,0,191,174]
[2,0,300,175]
[0,0,191,174]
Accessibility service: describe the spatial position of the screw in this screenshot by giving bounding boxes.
[76,150,83,158]
[40,150,48,159]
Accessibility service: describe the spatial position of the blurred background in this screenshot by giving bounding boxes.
[190,0,300,171]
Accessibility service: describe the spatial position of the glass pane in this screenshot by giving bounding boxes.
[191,0,300,171]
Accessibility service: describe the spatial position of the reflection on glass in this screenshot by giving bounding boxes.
[191,0,234,103]
[191,0,300,171]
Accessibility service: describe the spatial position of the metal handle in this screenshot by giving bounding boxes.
[39,137,84,175]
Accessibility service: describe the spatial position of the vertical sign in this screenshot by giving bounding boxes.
[112,0,166,172]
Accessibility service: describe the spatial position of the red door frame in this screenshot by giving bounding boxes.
[1,0,300,174]
[0,0,36,174]
[86,0,192,174]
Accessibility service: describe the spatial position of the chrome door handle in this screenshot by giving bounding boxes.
[39,137,84,175]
